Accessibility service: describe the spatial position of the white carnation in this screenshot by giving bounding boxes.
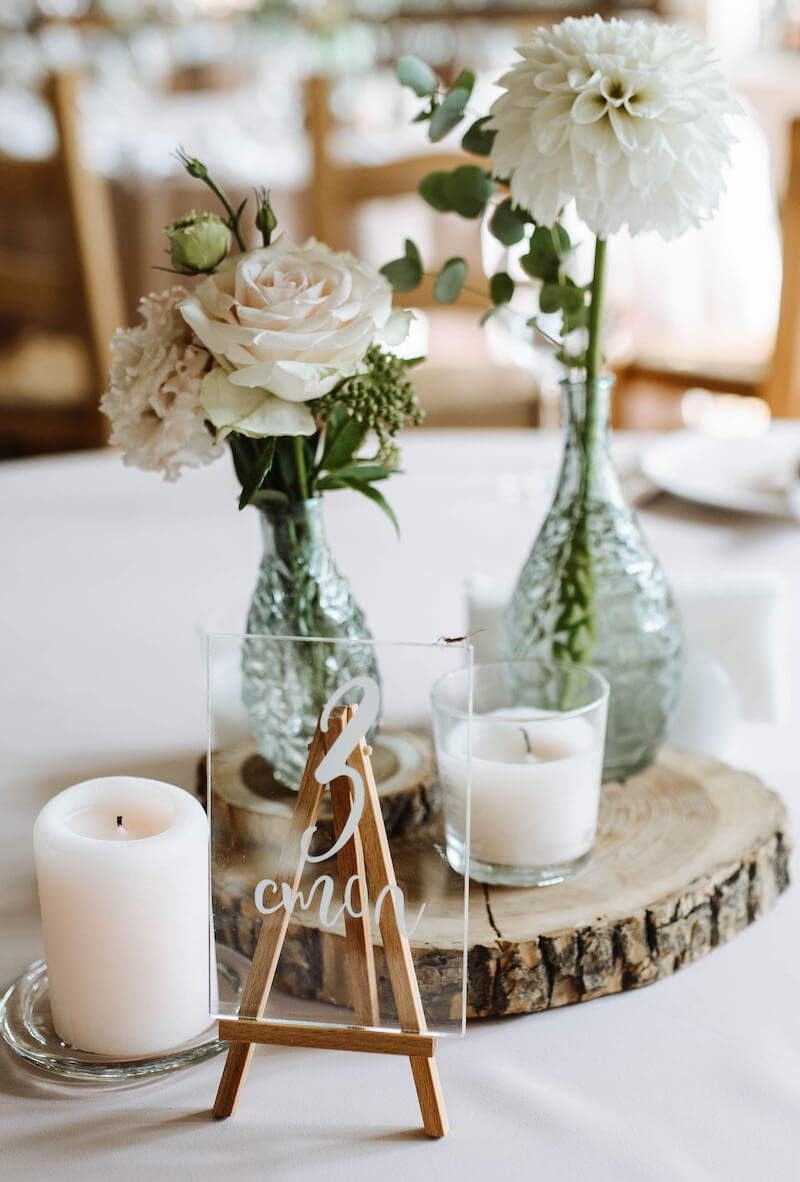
[101,288,223,481]
[489,16,739,240]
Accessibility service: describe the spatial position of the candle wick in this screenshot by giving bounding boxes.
[116,815,123,828]
[519,727,532,755]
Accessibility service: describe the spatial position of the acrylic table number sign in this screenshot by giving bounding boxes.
[207,635,474,1138]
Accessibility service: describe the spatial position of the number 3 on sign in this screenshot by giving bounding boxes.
[300,676,380,864]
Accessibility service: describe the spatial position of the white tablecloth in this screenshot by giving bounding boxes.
[1,432,798,1181]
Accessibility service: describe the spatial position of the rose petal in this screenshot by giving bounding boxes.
[199,368,316,438]
[379,308,412,347]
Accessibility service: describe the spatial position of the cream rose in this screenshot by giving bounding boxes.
[178,236,410,438]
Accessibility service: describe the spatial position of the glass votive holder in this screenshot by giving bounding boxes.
[431,660,609,887]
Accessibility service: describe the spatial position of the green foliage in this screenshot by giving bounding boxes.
[396,55,438,97]
[420,166,494,218]
[326,477,401,537]
[164,210,231,275]
[429,71,475,141]
[237,438,276,510]
[379,239,423,292]
[434,257,468,303]
[446,165,495,217]
[552,517,596,664]
[539,281,584,316]
[175,147,249,251]
[489,271,514,306]
[418,172,451,212]
[461,117,496,157]
[312,346,424,460]
[255,188,277,246]
[521,223,572,283]
[489,198,528,246]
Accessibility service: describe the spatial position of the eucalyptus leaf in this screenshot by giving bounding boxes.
[418,171,451,212]
[489,198,527,245]
[521,249,559,283]
[451,68,476,97]
[539,283,565,314]
[396,55,438,98]
[538,282,584,316]
[563,301,590,332]
[442,165,494,218]
[559,285,584,314]
[434,257,468,304]
[531,223,571,258]
[489,271,514,306]
[404,238,421,265]
[429,86,471,142]
[461,116,496,157]
[379,237,423,292]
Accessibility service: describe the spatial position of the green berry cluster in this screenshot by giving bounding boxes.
[313,346,424,459]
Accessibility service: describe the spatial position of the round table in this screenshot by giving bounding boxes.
[1,431,798,1181]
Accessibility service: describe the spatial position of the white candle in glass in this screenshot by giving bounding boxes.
[34,777,212,1057]
[439,708,602,867]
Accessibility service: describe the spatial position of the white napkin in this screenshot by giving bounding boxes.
[465,570,788,758]
[673,572,787,725]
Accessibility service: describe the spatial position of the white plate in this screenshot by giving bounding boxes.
[640,421,800,519]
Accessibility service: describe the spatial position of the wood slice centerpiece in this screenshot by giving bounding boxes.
[211,746,790,1020]
[201,729,438,849]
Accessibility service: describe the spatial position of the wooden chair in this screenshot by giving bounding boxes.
[616,116,800,423]
[306,75,540,426]
[306,75,486,312]
[0,72,125,456]
[759,118,800,418]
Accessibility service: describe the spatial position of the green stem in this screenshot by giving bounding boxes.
[294,436,310,501]
[586,236,607,382]
[202,175,247,252]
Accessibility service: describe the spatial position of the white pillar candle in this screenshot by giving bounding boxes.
[439,708,602,868]
[34,777,212,1057]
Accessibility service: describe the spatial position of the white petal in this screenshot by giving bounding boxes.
[379,308,412,347]
[199,368,264,431]
[235,396,317,438]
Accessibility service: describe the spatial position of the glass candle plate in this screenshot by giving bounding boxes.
[0,944,249,1081]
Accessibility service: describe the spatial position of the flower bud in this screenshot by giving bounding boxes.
[165,211,231,275]
[255,194,277,245]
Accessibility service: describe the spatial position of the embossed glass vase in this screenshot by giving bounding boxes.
[504,375,682,781]
[241,498,379,789]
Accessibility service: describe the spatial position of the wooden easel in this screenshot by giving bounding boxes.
[212,706,449,1138]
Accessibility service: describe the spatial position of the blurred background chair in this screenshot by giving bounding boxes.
[760,118,800,418]
[306,72,541,426]
[0,0,798,451]
[0,71,124,457]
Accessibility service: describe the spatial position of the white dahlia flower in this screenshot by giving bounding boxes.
[101,288,223,481]
[489,16,739,240]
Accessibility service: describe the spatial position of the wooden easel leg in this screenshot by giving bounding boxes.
[349,739,450,1138]
[214,1042,256,1119]
[212,727,328,1118]
[212,709,450,1138]
[327,715,380,1028]
[410,1057,449,1139]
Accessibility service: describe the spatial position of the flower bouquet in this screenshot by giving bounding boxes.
[385,16,739,778]
[102,156,422,787]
